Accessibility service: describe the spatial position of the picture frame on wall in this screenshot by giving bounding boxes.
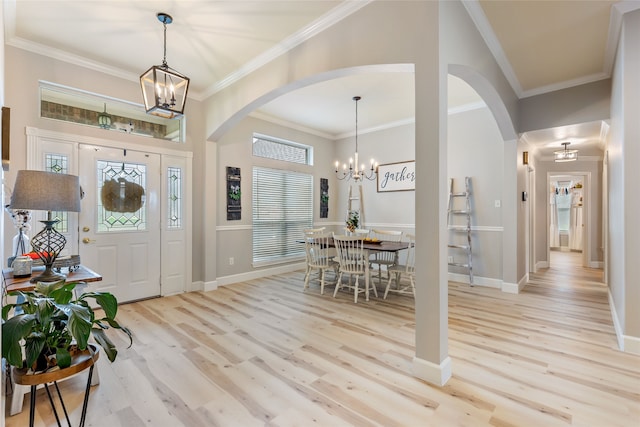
[2,106,10,171]
[377,160,415,192]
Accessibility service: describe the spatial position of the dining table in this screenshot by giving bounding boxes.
[299,236,409,253]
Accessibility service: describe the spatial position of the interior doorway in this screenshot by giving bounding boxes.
[547,172,588,268]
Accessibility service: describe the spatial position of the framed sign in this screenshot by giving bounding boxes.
[2,107,9,171]
[377,160,415,192]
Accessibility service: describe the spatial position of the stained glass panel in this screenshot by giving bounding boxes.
[96,160,147,232]
[44,154,69,233]
[167,167,182,229]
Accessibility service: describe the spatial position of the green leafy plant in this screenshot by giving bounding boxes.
[346,210,359,232]
[321,191,329,204]
[229,184,241,201]
[2,280,132,371]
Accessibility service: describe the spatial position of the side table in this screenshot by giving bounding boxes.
[12,344,100,427]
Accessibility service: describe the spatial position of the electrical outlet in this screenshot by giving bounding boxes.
[494,200,501,208]
[229,257,234,265]
[448,256,454,263]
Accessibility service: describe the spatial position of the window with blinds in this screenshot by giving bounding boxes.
[252,167,313,266]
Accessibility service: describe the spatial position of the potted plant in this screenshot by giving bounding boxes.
[346,210,360,232]
[2,279,132,372]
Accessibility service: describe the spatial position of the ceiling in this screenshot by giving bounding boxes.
[4,0,637,156]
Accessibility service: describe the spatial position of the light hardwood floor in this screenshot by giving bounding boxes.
[3,254,639,426]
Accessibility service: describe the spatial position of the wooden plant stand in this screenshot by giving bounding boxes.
[11,344,100,427]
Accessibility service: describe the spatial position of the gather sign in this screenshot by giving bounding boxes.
[377,160,415,192]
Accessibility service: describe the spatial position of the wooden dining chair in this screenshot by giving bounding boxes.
[332,234,376,303]
[384,233,415,299]
[369,229,403,285]
[303,230,338,295]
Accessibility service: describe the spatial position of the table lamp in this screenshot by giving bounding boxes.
[10,170,81,283]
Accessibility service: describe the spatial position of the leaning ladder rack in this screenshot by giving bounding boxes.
[447,177,473,285]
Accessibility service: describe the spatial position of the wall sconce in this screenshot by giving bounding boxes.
[523,151,529,165]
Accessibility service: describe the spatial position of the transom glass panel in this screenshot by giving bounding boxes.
[96,160,147,232]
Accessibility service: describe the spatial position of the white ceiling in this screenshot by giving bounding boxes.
[4,0,637,155]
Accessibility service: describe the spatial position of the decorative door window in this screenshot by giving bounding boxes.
[167,167,182,229]
[96,160,147,232]
[44,154,70,233]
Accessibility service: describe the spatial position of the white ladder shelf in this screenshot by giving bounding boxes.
[346,183,365,228]
[447,177,473,285]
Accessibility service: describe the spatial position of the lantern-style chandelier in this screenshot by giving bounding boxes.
[334,96,378,182]
[140,12,190,119]
[554,142,578,162]
[97,103,112,129]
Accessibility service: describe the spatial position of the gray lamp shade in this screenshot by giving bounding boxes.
[10,170,81,212]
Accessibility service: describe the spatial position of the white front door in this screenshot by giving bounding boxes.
[78,145,161,302]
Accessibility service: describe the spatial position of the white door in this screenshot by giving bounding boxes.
[78,145,161,302]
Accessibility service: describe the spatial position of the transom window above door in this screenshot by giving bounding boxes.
[39,81,185,143]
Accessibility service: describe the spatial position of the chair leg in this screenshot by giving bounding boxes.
[303,267,311,290]
[354,275,360,303]
[333,272,343,298]
[319,269,325,295]
[384,272,398,299]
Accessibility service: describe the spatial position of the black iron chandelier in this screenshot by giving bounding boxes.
[140,12,190,119]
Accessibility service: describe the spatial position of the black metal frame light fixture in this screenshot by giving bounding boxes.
[140,12,190,119]
[97,103,112,129]
[554,142,578,162]
[10,170,81,283]
[334,96,378,182]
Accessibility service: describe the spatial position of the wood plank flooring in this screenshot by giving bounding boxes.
[3,253,639,426]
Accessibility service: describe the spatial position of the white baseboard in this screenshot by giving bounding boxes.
[447,272,501,288]
[624,335,640,355]
[214,262,306,289]
[609,290,625,351]
[501,281,520,294]
[536,261,549,269]
[203,280,217,292]
[190,280,205,292]
[513,273,529,293]
[412,356,451,386]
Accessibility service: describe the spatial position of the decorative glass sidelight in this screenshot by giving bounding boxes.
[44,154,70,233]
[167,167,182,229]
[97,160,147,232]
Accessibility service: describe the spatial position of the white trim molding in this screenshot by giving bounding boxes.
[412,356,452,387]
[212,262,306,290]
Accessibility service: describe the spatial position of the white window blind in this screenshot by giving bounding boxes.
[253,167,313,265]
[253,134,311,165]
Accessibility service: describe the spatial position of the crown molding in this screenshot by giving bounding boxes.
[201,1,372,99]
[249,111,336,140]
[520,73,610,99]
[447,101,487,115]
[462,0,524,97]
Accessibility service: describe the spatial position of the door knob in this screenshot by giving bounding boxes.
[82,237,95,244]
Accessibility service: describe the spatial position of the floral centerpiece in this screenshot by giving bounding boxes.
[346,210,359,232]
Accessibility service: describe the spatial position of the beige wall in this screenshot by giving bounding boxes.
[448,105,504,282]
[609,8,640,351]
[518,80,611,133]
[2,46,208,283]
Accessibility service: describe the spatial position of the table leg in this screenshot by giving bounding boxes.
[79,365,95,427]
[29,385,36,427]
